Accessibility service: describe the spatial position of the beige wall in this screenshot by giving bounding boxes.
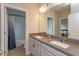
[58,5,71,18]
[3,4,70,35]
[39,12,47,32]
[7,3,40,33]
[0,3,71,37]
[46,8,59,35]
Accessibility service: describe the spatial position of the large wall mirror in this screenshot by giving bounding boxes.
[39,4,70,37]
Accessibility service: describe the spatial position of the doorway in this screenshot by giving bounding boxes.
[6,8,26,56]
[0,4,28,56]
[60,18,68,37]
[47,17,53,35]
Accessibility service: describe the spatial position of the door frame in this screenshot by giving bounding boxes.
[1,3,29,56]
[47,17,53,35]
[59,17,68,36]
[47,16,54,35]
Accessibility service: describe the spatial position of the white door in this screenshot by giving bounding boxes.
[68,12,79,40]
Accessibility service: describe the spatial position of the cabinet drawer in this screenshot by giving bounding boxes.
[41,48,54,56]
[41,43,68,56]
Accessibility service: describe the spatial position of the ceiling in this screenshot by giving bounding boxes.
[39,3,71,12]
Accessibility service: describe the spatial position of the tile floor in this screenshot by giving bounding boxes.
[8,45,25,56]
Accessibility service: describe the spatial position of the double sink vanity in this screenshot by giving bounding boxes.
[29,33,79,56]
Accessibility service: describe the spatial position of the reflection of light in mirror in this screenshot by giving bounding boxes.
[39,6,47,13]
[39,3,70,13]
[39,3,63,13]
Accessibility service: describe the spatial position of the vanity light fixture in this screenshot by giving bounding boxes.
[39,5,47,13]
[39,3,68,13]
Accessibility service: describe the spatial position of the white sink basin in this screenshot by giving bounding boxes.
[34,36,43,39]
[49,40,70,49]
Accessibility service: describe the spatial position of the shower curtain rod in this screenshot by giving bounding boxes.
[8,14,25,17]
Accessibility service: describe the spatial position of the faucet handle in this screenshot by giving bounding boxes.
[59,35,67,42]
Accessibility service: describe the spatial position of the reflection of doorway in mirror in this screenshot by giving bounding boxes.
[47,17,53,35]
[60,18,68,37]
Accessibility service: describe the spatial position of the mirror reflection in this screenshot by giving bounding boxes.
[40,3,70,37]
[60,18,68,37]
[47,17,53,35]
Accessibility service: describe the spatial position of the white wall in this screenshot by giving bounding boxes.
[68,12,79,40]
[71,4,79,13]
[0,4,1,50]
[69,4,79,40]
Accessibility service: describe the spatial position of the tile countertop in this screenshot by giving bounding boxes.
[29,33,79,56]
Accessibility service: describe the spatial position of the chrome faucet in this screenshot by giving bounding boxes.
[60,36,68,42]
[62,37,68,42]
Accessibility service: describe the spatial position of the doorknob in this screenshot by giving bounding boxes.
[33,44,35,48]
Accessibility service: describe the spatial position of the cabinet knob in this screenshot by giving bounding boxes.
[33,44,35,48]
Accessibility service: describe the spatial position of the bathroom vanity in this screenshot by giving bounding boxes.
[29,33,79,56]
